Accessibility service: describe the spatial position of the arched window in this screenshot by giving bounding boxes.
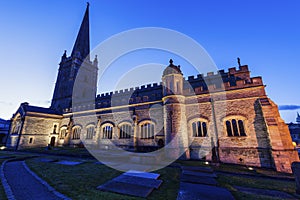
[72,126,81,140]
[140,122,154,139]
[59,127,67,139]
[119,124,132,139]
[102,124,113,139]
[192,121,207,137]
[225,118,246,137]
[53,124,57,134]
[86,125,95,139]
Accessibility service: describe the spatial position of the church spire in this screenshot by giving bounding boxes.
[297,112,300,123]
[71,3,90,60]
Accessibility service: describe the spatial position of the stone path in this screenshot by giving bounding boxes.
[177,165,235,200]
[2,160,70,200]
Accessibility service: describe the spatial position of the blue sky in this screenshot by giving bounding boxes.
[0,0,299,122]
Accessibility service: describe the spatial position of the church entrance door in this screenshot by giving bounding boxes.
[50,136,56,147]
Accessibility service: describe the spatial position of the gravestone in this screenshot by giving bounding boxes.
[55,160,83,166]
[177,182,234,200]
[98,180,154,198]
[182,170,217,178]
[39,158,58,163]
[113,174,162,188]
[97,170,162,198]
[123,170,160,179]
[181,166,214,173]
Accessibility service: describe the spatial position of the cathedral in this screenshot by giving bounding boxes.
[6,5,299,173]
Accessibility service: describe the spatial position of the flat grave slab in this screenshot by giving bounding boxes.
[177,182,234,200]
[55,160,83,166]
[114,163,153,172]
[182,170,217,178]
[123,170,160,179]
[0,156,15,159]
[97,180,154,198]
[113,174,163,189]
[180,174,217,186]
[39,158,58,163]
[181,166,214,173]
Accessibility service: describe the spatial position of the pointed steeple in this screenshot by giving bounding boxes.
[297,112,300,123]
[71,3,90,60]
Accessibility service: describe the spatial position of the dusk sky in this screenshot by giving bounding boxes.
[0,0,299,122]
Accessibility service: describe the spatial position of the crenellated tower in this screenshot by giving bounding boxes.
[162,59,189,159]
[51,4,98,113]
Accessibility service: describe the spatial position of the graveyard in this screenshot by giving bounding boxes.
[0,147,298,200]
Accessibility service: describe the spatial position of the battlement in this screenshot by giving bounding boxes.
[186,65,249,81]
[184,65,262,95]
[96,82,163,99]
[77,64,263,110]
[95,82,163,109]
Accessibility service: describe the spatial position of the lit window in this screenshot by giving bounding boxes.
[140,122,154,139]
[192,121,207,137]
[226,119,246,137]
[119,124,132,139]
[60,128,67,139]
[86,126,95,139]
[102,125,113,139]
[72,126,81,140]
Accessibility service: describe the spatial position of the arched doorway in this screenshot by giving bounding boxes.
[50,136,56,147]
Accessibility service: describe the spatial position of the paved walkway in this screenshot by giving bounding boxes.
[3,161,68,200]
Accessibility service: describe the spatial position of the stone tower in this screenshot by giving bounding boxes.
[162,59,189,159]
[51,4,98,113]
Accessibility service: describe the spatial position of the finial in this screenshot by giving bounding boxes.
[61,50,67,59]
[169,59,173,65]
[178,65,181,69]
[237,57,241,67]
[87,2,90,7]
[93,55,98,65]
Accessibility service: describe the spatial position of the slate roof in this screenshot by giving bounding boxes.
[21,103,60,115]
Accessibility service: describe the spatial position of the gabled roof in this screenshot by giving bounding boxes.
[12,102,61,119]
[23,104,60,115]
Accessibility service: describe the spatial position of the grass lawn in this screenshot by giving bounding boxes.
[20,146,92,158]
[217,174,297,200]
[26,157,180,200]
[0,148,298,200]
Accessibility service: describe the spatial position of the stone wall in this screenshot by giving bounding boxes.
[18,115,61,149]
